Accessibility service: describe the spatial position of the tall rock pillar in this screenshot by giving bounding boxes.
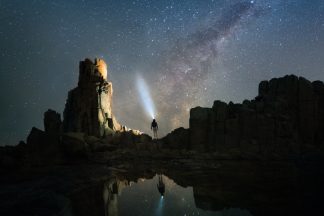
[63,58,121,137]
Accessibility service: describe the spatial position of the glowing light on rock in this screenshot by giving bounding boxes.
[95,58,108,80]
[136,75,155,119]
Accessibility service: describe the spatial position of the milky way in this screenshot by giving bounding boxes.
[154,1,262,130]
[1,0,324,144]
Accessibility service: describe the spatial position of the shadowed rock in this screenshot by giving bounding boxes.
[165,75,324,159]
[44,109,62,136]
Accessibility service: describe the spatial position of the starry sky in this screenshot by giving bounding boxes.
[0,0,323,145]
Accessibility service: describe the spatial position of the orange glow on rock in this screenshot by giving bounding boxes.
[95,58,108,80]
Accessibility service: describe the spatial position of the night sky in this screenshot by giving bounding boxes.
[0,0,323,145]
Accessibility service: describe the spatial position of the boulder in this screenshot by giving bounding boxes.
[85,135,117,152]
[134,133,152,144]
[26,127,62,165]
[61,133,89,158]
[162,127,189,149]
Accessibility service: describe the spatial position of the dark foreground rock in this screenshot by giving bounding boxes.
[2,154,321,216]
[165,75,324,159]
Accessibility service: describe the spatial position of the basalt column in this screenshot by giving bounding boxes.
[63,58,121,137]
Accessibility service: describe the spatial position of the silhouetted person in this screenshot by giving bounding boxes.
[151,119,158,139]
[157,174,165,197]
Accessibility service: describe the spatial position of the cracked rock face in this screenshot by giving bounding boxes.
[63,58,121,137]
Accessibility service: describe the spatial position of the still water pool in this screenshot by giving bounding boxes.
[105,174,252,216]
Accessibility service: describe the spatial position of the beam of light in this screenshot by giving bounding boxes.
[136,74,156,119]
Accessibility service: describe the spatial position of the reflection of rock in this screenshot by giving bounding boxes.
[103,178,129,216]
[164,160,323,216]
[190,165,299,216]
[63,58,122,137]
[191,162,324,216]
[70,182,106,216]
[164,75,324,159]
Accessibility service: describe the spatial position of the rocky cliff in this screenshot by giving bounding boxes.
[165,75,324,159]
[63,58,122,137]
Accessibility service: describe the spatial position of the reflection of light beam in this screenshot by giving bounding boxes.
[136,75,156,119]
[156,195,164,215]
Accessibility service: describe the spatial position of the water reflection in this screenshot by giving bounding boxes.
[1,160,323,215]
[157,174,165,197]
[104,174,252,216]
[75,160,323,216]
[103,178,129,216]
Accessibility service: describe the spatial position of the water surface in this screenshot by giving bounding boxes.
[115,174,251,216]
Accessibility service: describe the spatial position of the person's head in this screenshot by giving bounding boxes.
[153,119,156,122]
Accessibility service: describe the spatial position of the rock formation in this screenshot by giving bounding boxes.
[44,109,62,136]
[0,58,154,168]
[27,109,63,165]
[63,58,122,137]
[3,66,324,168]
[161,127,189,149]
[165,75,324,158]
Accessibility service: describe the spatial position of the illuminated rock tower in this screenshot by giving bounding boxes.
[63,58,121,137]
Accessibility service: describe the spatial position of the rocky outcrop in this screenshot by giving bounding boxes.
[109,130,152,150]
[1,111,63,168]
[63,58,122,137]
[165,75,324,159]
[26,110,64,165]
[60,132,95,160]
[0,141,27,168]
[44,109,62,136]
[162,127,190,150]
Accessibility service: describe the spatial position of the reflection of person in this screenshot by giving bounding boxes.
[157,174,165,196]
[151,119,158,139]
